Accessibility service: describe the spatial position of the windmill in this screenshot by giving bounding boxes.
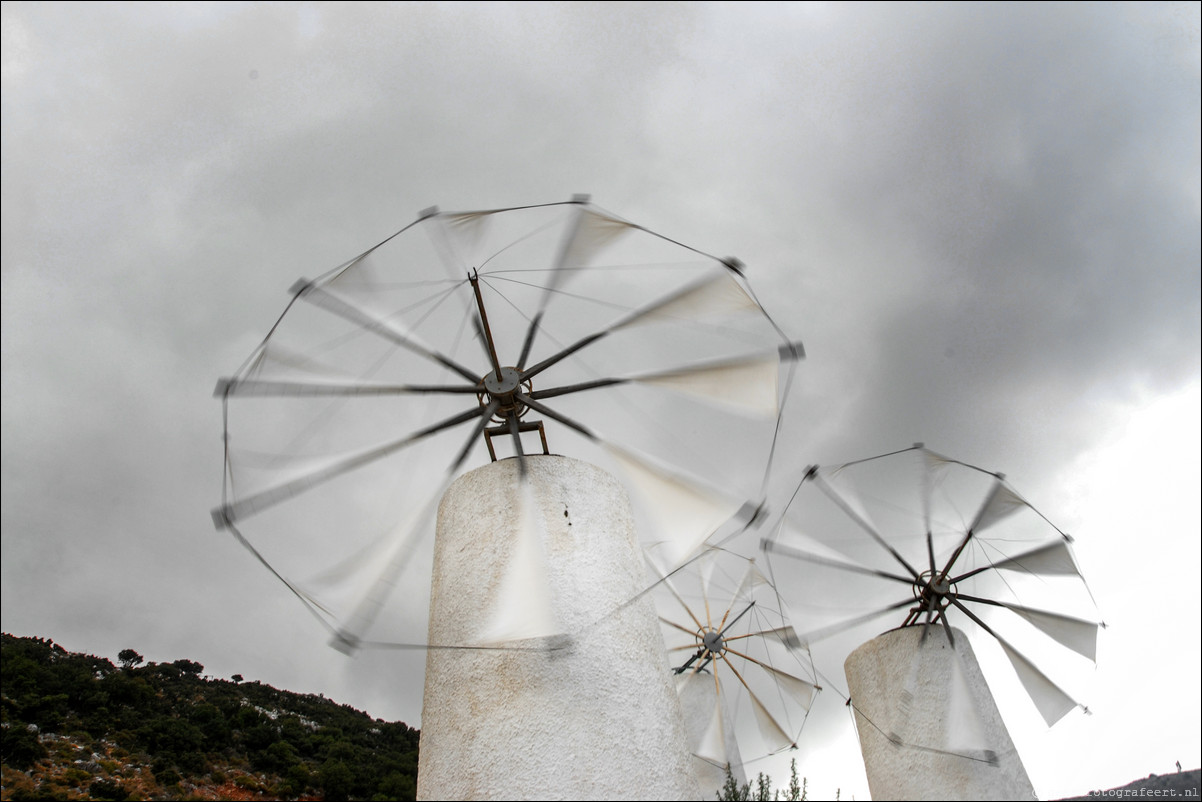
[761,444,1103,799]
[651,545,820,796]
[211,196,804,798]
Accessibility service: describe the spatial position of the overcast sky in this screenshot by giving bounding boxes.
[2,2,1199,799]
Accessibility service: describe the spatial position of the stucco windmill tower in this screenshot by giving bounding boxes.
[212,197,804,799]
[764,445,1103,800]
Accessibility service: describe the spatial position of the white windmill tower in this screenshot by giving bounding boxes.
[212,197,804,799]
[763,445,1103,800]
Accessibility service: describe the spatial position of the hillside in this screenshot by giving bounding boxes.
[0,634,418,801]
[1058,768,1200,801]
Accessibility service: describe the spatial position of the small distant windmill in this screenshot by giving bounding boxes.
[652,546,820,796]
[762,444,1103,799]
[212,197,803,798]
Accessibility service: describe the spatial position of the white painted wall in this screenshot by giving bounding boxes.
[844,626,1036,801]
[417,456,699,801]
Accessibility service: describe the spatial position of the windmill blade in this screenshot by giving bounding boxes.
[748,688,796,753]
[292,279,481,383]
[939,475,1028,582]
[722,656,796,752]
[917,445,953,578]
[324,404,499,653]
[686,670,731,769]
[954,538,1082,583]
[764,664,818,712]
[997,637,1081,727]
[943,642,992,757]
[605,442,748,570]
[464,199,633,364]
[475,476,563,645]
[948,596,1082,727]
[791,597,919,647]
[969,478,1028,535]
[648,558,708,634]
[661,616,702,639]
[538,202,633,308]
[724,624,802,650]
[956,594,1100,662]
[328,476,450,654]
[520,270,765,383]
[993,538,1081,577]
[214,378,480,398]
[513,395,739,569]
[619,351,786,418]
[810,469,922,580]
[697,550,720,628]
[920,446,937,540]
[530,342,802,417]
[1005,604,1099,662]
[723,646,817,711]
[610,270,760,331]
[733,557,770,605]
[940,474,1026,581]
[251,339,355,381]
[423,208,511,342]
[478,201,634,378]
[211,404,486,528]
[427,209,491,277]
[515,392,598,441]
[505,197,576,365]
[516,311,543,372]
[426,203,586,278]
[760,539,915,586]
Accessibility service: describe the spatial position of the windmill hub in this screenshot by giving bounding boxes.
[913,570,954,599]
[481,366,530,419]
[702,628,725,657]
[483,367,522,397]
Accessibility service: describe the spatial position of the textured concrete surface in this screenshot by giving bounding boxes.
[417,456,699,801]
[845,626,1036,801]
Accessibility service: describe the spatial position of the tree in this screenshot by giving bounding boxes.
[319,759,354,802]
[1,725,47,770]
[718,761,808,802]
[172,658,203,675]
[717,769,748,801]
[787,758,805,801]
[117,649,143,669]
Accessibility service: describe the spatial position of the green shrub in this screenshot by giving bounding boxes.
[0,725,46,769]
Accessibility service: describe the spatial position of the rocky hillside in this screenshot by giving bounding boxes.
[0,634,418,801]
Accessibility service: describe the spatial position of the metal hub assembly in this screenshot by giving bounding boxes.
[481,367,529,422]
[905,569,957,633]
[483,366,522,397]
[469,273,549,462]
[912,569,953,600]
[702,628,725,658]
